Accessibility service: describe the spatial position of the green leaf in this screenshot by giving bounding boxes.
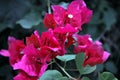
[98,72,118,80]
[56,77,69,80]
[82,77,90,80]
[39,70,63,80]
[56,55,76,62]
[17,12,42,29]
[75,53,85,74]
[83,65,96,74]
[98,73,105,80]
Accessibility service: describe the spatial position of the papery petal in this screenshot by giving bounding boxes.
[53,24,78,55]
[102,51,110,62]
[0,49,10,57]
[40,29,60,48]
[65,34,75,48]
[70,13,82,30]
[68,0,86,13]
[74,45,87,53]
[54,24,77,33]
[43,13,57,29]
[81,7,92,24]
[73,34,92,48]
[8,36,16,45]
[9,39,25,66]
[94,41,102,46]
[67,0,92,30]
[13,45,48,77]
[13,55,38,76]
[26,31,40,48]
[34,30,41,44]
[39,64,48,77]
[84,57,103,66]
[52,5,67,26]
[24,44,39,57]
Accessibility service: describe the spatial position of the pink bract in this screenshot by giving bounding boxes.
[13,45,48,77]
[73,34,92,53]
[52,0,92,30]
[0,36,25,66]
[74,35,110,66]
[84,41,110,66]
[53,24,77,55]
[43,13,57,29]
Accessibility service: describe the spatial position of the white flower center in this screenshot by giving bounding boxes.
[68,14,73,18]
[20,51,24,54]
[37,48,41,50]
[88,37,92,42]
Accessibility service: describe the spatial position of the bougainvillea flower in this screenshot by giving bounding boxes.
[26,30,62,59]
[26,30,60,59]
[40,29,62,57]
[40,29,60,49]
[73,35,110,66]
[52,0,92,30]
[73,34,93,53]
[43,13,57,29]
[83,41,110,66]
[13,45,48,77]
[53,24,77,54]
[65,34,75,48]
[26,34,40,48]
[14,71,38,80]
[0,36,25,66]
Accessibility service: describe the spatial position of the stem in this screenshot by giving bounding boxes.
[47,0,51,14]
[48,60,55,69]
[48,60,55,65]
[55,60,77,80]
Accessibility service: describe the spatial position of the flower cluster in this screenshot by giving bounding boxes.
[73,34,110,66]
[0,0,110,80]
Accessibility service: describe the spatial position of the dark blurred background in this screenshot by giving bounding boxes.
[0,0,120,80]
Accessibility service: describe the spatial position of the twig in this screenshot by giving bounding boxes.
[55,60,77,80]
[47,0,51,14]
